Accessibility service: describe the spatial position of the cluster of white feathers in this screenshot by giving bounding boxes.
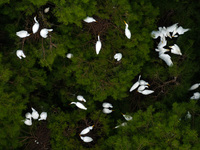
[70,95,87,110]
[114,53,122,61]
[16,11,53,59]
[189,83,200,100]
[102,102,113,114]
[79,125,94,143]
[24,107,47,126]
[151,23,189,66]
[115,113,132,129]
[130,75,154,95]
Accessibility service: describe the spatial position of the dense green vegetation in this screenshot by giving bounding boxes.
[0,0,200,149]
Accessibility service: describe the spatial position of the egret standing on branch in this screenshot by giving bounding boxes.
[16,30,30,38]
[124,21,131,39]
[40,28,53,38]
[32,16,39,34]
[16,50,26,59]
[95,35,102,55]
[70,102,87,110]
[83,16,97,23]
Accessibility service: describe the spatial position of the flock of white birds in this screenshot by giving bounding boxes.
[17,9,199,143]
[24,107,47,126]
[151,23,189,66]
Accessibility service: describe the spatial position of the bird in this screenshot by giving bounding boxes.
[95,35,102,55]
[32,16,39,34]
[102,102,113,108]
[157,37,167,49]
[70,102,87,110]
[124,21,131,39]
[38,112,47,121]
[80,136,93,143]
[102,108,113,114]
[40,28,53,38]
[172,26,189,37]
[114,53,122,61]
[159,53,173,66]
[31,107,39,120]
[166,23,178,35]
[77,95,86,102]
[169,44,182,55]
[115,122,127,128]
[130,75,141,92]
[139,79,150,86]
[185,111,191,119]
[83,17,97,23]
[66,53,73,59]
[138,89,154,95]
[151,30,161,39]
[25,112,32,119]
[158,27,170,38]
[190,92,200,100]
[24,118,32,126]
[44,7,50,13]
[16,50,26,59]
[122,113,132,121]
[137,85,148,92]
[155,47,170,55]
[16,30,30,38]
[80,125,94,135]
[189,83,200,91]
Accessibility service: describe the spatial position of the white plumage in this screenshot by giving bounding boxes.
[66,53,73,59]
[122,114,132,121]
[70,102,87,110]
[80,125,94,135]
[16,50,26,59]
[83,17,96,23]
[190,92,200,100]
[25,112,32,119]
[40,28,53,38]
[38,112,47,121]
[159,53,173,67]
[130,75,141,92]
[24,118,32,126]
[31,107,39,120]
[124,21,131,39]
[95,35,102,55]
[169,44,182,55]
[44,7,50,13]
[32,16,39,34]
[16,30,30,38]
[115,122,127,128]
[138,89,154,95]
[155,47,170,55]
[102,108,113,114]
[114,53,122,61]
[102,102,113,108]
[172,26,189,36]
[137,85,148,92]
[80,136,93,143]
[77,95,86,102]
[189,83,200,91]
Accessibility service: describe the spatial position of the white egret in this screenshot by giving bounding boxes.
[157,37,167,49]
[190,92,200,100]
[80,125,94,135]
[16,50,26,59]
[38,112,47,121]
[172,26,189,36]
[124,21,131,39]
[44,7,50,13]
[95,35,102,55]
[189,83,200,91]
[138,89,154,95]
[24,118,32,126]
[70,102,87,110]
[102,108,113,114]
[166,23,178,34]
[158,27,170,38]
[130,75,141,92]
[169,44,182,55]
[137,85,148,92]
[139,79,149,86]
[114,53,122,61]
[80,136,93,143]
[83,17,97,23]
[32,16,39,34]
[115,122,127,128]
[159,53,173,67]
[31,107,39,120]
[40,28,53,38]
[66,53,73,59]
[16,30,30,38]
[122,113,132,121]
[102,102,113,108]
[77,95,86,102]
[155,47,170,55]
[151,30,161,39]
[186,111,191,119]
[25,112,32,119]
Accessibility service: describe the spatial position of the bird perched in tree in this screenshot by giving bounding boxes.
[139,79,150,86]
[137,85,149,92]
[66,53,73,59]
[77,95,86,102]
[155,47,170,55]
[16,50,26,59]
[32,16,39,34]
[122,113,132,121]
[124,21,131,39]
[16,30,30,38]
[190,92,200,100]
[186,111,191,119]
[130,75,141,92]
[40,28,53,38]
[83,16,97,23]
[31,107,39,120]
[114,53,122,61]
[80,135,93,143]
[102,102,113,108]
[166,23,178,37]
[44,7,50,13]
[96,35,102,55]
[159,53,173,67]
[103,108,113,114]
[172,26,190,37]
[38,112,47,121]
[151,30,162,39]
[115,122,127,128]
[80,125,94,135]
[169,44,182,55]
[70,102,87,110]
[25,112,32,120]
[189,83,200,91]
[138,89,154,95]
[24,118,32,126]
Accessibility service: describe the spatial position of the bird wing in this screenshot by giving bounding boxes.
[95,41,102,55]
[159,54,173,66]
[130,81,139,92]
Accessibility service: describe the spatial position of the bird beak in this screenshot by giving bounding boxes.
[92,125,94,127]
[124,20,127,24]
[121,113,124,115]
[169,46,172,48]
[167,49,170,51]
[147,84,150,86]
